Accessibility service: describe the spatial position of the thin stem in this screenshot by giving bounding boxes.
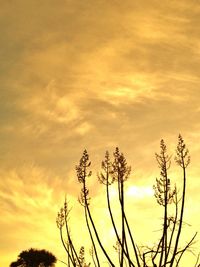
[83,180,115,267]
[84,195,100,267]
[169,160,186,266]
[60,228,75,266]
[166,190,178,261]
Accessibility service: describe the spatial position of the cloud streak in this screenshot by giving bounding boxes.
[1,0,200,266]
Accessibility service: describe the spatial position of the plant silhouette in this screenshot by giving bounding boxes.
[57,135,199,267]
[10,248,57,267]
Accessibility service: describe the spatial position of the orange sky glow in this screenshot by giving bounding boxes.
[0,1,200,267]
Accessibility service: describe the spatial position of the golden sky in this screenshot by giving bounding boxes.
[0,0,200,266]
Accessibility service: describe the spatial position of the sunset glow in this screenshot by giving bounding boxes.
[126,186,154,198]
[1,1,200,267]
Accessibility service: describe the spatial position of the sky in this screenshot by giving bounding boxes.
[0,0,200,266]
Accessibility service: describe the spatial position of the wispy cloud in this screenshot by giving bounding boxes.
[1,0,200,266]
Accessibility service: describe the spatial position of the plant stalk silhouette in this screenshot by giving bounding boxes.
[57,135,199,267]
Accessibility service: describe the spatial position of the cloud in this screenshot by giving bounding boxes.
[0,163,81,266]
[1,1,200,266]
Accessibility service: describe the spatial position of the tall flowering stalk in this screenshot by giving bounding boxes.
[151,135,197,267]
[153,139,176,266]
[57,136,199,267]
[56,199,82,266]
[169,135,193,267]
[76,149,114,267]
[98,149,139,267]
